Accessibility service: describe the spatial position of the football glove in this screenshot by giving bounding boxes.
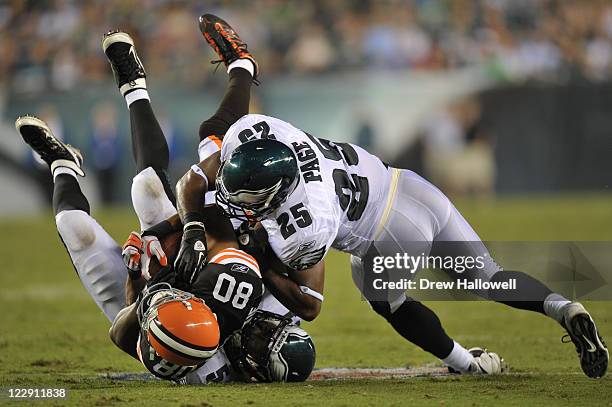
[174,220,207,286]
[122,232,143,279]
[122,232,168,280]
[141,235,168,280]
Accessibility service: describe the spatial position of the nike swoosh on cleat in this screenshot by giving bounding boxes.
[583,335,598,352]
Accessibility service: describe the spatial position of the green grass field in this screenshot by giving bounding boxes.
[1,195,611,406]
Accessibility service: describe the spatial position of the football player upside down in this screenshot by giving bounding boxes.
[13,16,320,383]
[15,114,314,383]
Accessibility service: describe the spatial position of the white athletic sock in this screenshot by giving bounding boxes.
[53,166,77,181]
[543,293,571,324]
[125,89,150,108]
[227,59,255,77]
[442,341,474,373]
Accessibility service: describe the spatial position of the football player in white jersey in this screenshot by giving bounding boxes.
[174,24,608,379]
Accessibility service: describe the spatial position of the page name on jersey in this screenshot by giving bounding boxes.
[291,141,322,183]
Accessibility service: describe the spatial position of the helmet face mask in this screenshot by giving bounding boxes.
[215,139,300,221]
[216,172,297,221]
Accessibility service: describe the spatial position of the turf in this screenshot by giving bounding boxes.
[1,195,611,406]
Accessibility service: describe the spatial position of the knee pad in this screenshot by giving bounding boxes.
[55,210,97,252]
[132,167,177,230]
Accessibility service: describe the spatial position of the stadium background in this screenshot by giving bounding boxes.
[2,0,612,210]
[1,1,611,406]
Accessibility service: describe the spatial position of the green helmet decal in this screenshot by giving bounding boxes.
[232,311,316,382]
[216,139,299,220]
[268,325,316,382]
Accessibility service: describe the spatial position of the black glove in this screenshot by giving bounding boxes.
[174,214,208,285]
[236,221,271,271]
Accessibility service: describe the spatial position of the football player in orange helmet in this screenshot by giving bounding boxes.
[109,202,266,381]
[138,285,220,367]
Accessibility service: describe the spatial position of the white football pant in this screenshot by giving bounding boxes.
[351,169,502,313]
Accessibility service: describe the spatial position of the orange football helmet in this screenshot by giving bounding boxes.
[138,284,220,366]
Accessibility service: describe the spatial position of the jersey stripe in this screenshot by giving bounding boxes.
[212,253,259,273]
[213,256,261,277]
[197,135,222,162]
[222,250,260,272]
[210,248,260,277]
[208,135,223,149]
[210,248,258,265]
[222,248,258,263]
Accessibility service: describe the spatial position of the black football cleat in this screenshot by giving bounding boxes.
[15,115,84,177]
[102,30,146,96]
[198,14,259,81]
[561,302,608,378]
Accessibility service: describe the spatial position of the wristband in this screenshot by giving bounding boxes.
[299,285,324,302]
[184,221,206,231]
[191,164,209,186]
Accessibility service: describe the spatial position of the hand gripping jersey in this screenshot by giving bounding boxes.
[220,114,392,270]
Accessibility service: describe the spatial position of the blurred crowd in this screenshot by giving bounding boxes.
[2,0,612,94]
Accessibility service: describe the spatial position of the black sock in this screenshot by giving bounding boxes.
[488,270,553,314]
[199,68,253,140]
[128,99,175,203]
[370,299,455,359]
[129,99,169,173]
[52,174,90,215]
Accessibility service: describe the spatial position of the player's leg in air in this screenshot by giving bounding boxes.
[195,14,257,162]
[12,30,186,326]
[101,31,237,384]
[102,30,177,231]
[194,15,295,320]
[357,168,607,378]
[15,116,127,322]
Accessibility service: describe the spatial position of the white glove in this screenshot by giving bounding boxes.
[122,232,168,280]
[140,234,168,280]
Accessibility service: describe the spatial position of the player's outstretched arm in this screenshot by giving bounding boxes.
[174,152,222,282]
[262,260,325,321]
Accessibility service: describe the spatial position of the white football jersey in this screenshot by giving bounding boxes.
[220,114,392,270]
